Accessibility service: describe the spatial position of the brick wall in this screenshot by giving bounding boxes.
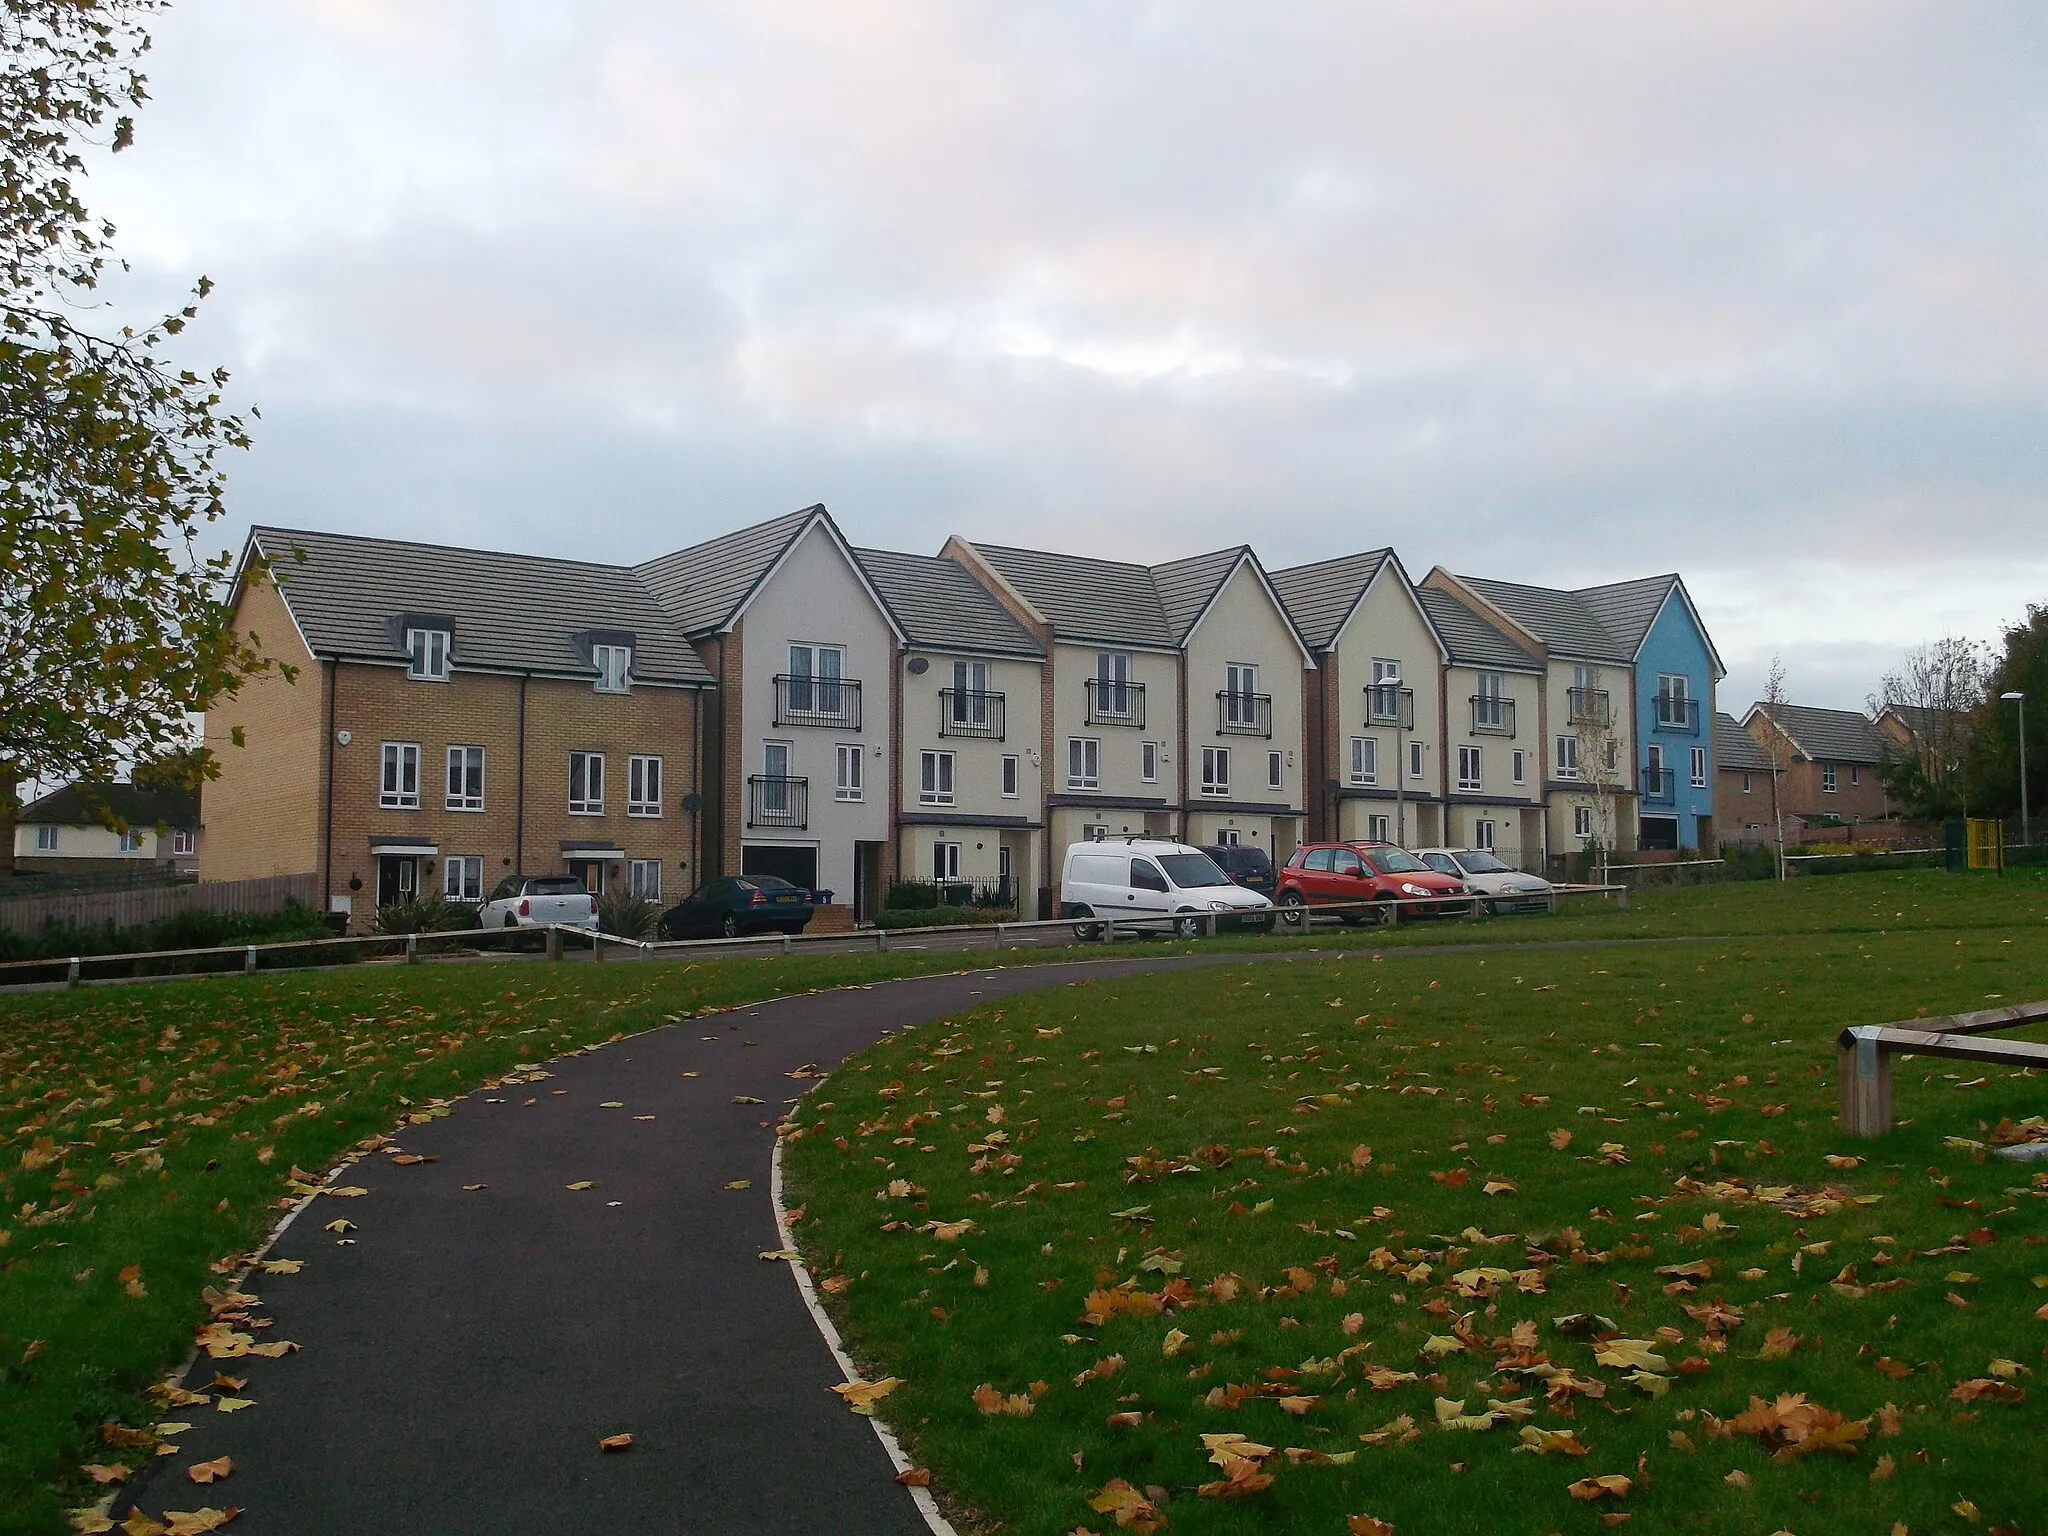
[200,577,325,883]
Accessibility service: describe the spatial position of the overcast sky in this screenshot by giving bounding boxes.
[90,0,2048,712]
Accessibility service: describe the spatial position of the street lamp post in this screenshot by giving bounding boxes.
[2002,691,2028,846]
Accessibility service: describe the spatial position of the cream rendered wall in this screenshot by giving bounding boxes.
[1441,662,1543,862]
[1540,659,1639,856]
[1049,641,1179,802]
[1180,562,1307,858]
[13,823,163,860]
[1326,569,1444,847]
[897,651,1044,910]
[739,523,895,897]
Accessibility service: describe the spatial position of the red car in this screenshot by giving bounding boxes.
[1274,841,1473,925]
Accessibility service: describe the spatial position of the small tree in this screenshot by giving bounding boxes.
[1573,703,1624,886]
[1962,604,2048,827]
[1758,655,1791,878]
[1870,636,1984,820]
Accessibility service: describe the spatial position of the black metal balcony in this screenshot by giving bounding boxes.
[1654,696,1701,734]
[1470,695,1516,736]
[747,775,808,829]
[1366,684,1414,730]
[773,674,862,729]
[1084,678,1146,728]
[1640,766,1675,805]
[1216,690,1273,737]
[938,689,1005,740]
[1567,687,1610,727]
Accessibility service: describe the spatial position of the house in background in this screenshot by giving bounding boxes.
[1742,702,1892,843]
[855,545,1047,917]
[639,506,901,923]
[1271,549,1449,853]
[12,783,201,875]
[1712,710,1782,849]
[203,527,714,928]
[946,539,1312,903]
[1418,584,1547,866]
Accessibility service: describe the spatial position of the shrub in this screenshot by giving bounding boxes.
[884,880,941,910]
[596,891,656,940]
[874,905,1017,930]
[372,897,481,935]
[0,899,328,964]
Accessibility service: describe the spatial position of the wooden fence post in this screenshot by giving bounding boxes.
[245,945,258,974]
[1616,886,1630,911]
[1839,1026,1892,1137]
[67,956,80,989]
[405,934,419,965]
[546,925,563,962]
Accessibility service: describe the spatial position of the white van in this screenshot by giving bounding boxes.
[1060,838,1276,939]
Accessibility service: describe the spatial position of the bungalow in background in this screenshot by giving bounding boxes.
[12,783,200,876]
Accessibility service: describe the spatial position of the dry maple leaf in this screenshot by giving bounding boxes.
[1548,1129,1573,1151]
[1088,1478,1166,1532]
[1347,1519,1395,1536]
[1277,1395,1320,1416]
[1567,1475,1633,1501]
[162,1512,239,1536]
[1518,1426,1589,1457]
[120,1514,166,1536]
[1199,1455,1274,1499]
[894,1467,931,1486]
[598,1434,634,1452]
[831,1377,902,1415]
[187,1457,232,1484]
[82,1463,131,1484]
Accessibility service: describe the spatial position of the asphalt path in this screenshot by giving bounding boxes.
[116,952,1276,1535]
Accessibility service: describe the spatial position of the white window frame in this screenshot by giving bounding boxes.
[1457,745,1482,790]
[1225,662,1260,728]
[1067,736,1100,791]
[170,828,195,855]
[933,840,963,882]
[1372,657,1401,686]
[1850,765,1861,786]
[1742,773,1754,794]
[951,659,993,726]
[834,743,863,802]
[592,642,632,694]
[1367,813,1391,842]
[1216,826,1241,846]
[406,627,449,682]
[34,825,58,852]
[442,855,484,902]
[1267,750,1283,790]
[1095,651,1135,718]
[1201,745,1230,797]
[787,644,847,718]
[120,829,146,852]
[381,741,421,810]
[628,754,663,817]
[1554,734,1579,780]
[445,745,485,812]
[1082,822,1110,841]
[1000,754,1020,798]
[763,741,796,816]
[1690,746,1707,789]
[1140,741,1160,782]
[1574,804,1594,838]
[1349,736,1376,786]
[569,751,605,815]
[1821,763,1838,794]
[1512,749,1528,786]
[628,858,662,901]
[919,749,956,806]
[1409,740,1425,781]
[1475,818,1496,852]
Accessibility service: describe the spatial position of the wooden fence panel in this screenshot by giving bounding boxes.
[0,872,319,935]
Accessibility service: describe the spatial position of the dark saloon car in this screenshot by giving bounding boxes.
[658,875,817,940]
[1199,843,1277,900]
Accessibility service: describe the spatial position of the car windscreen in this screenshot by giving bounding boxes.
[1158,852,1231,889]
[1222,848,1273,873]
[753,875,800,890]
[1363,848,1429,874]
[527,877,585,895]
[1458,851,1512,874]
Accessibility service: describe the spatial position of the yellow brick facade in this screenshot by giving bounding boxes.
[200,576,324,882]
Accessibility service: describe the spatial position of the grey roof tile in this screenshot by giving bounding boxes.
[1455,574,1632,662]
[1418,587,1544,672]
[967,543,1175,649]
[251,526,716,686]
[1269,550,1391,652]
[1713,711,1779,773]
[1150,546,1248,642]
[18,782,198,829]
[633,506,820,637]
[1749,702,1887,764]
[1576,574,1678,656]
[853,548,1044,657]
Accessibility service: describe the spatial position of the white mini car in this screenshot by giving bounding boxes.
[1060,838,1276,939]
[478,874,599,931]
[1412,847,1554,914]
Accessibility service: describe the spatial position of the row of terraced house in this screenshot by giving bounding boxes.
[200,506,1724,929]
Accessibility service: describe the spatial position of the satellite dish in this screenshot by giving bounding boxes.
[906,657,930,675]
[680,793,703,814]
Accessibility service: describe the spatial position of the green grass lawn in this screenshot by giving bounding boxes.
[785,920,2048,1535]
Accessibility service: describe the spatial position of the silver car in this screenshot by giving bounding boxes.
[1413,848,1554,914]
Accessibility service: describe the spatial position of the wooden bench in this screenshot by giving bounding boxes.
[1837,1000,2048,1136]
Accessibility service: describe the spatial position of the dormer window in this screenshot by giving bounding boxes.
[593,643,632,694]
[407,627,450,681]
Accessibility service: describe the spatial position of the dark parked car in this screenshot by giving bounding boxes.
[658,875,818,940]
[1199,843,1277,899]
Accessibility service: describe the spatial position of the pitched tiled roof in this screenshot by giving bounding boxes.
[1747,702,1887,765]
[1576,574,1678,657]
[1880,703,1970,746]
[250,527,716,686]
[965,543,1176,649]
[1150,547,1248,642]
[1418,587,1543,672]
[1454,575,1632,663]
[853,548,1044,658]
[1270,550,1391,652]
[1713,711,1778,773]
[634,506,821,638]
[19,782,198,829]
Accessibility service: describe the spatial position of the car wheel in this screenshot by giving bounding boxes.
[502,913,517,928]
[1278,890,1308,929]
[1173,912,1203,939]
[719,913,741,939]
[1071,906,1103,942]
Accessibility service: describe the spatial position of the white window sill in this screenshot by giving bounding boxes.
[568,807,605,817]
[627,808,663,818]
[379,801,420,812]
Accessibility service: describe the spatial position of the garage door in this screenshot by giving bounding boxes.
[743,844,820,891]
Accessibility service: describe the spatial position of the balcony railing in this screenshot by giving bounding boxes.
[1366,684,1415,730]
[747,775,809,829]
[1654,696,1701,734]
[1567,687,1610,727]
[1216,690,1273,737]
[938,689,1006,740]
[1084,678,1146,728]
[1640,766,1675,805]
[1470,696,1516,736]
[773,674,862,730]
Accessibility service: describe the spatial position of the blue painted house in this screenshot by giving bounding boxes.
[1579,575,1725,851]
